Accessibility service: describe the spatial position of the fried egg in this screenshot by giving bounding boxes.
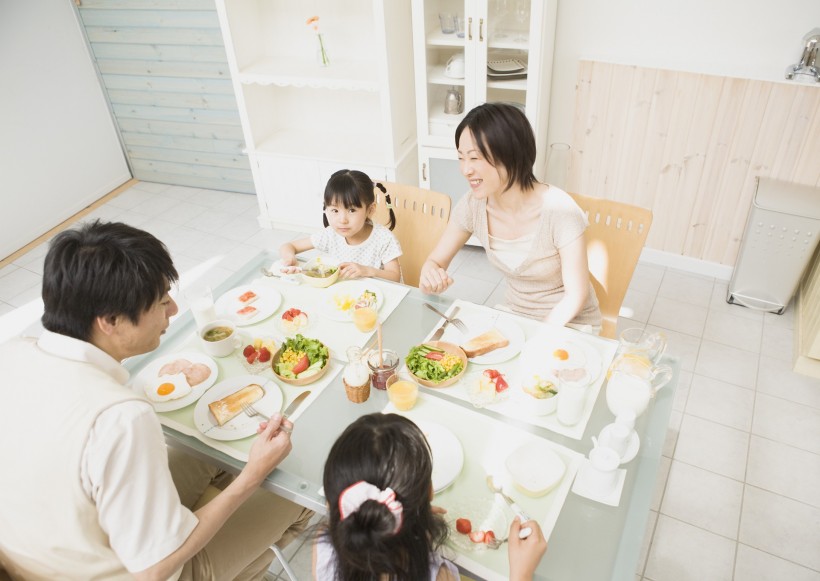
[144,372,192,403]
[549,343,587,372]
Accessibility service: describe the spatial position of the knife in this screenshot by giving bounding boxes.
[282,390,311,420]
[430,306,459,341]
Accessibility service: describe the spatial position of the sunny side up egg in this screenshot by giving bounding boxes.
[144,372,193,403]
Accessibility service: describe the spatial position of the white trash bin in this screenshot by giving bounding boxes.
[728,177,820,314]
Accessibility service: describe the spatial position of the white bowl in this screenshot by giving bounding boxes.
[301,256,340,288]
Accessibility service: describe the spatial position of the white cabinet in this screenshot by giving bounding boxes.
[215,0,417,232]
[411,0,557,202]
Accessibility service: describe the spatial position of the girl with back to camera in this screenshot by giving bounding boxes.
[315,413,547,581]
[419,102,601,332]
[279,169,402,282]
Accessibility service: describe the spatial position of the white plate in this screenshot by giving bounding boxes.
[413,420,464,493]
[505,440,566,497]
[438,313,526,365]
[133,351,218,412]
[518,332,603,386]
[444,497,509,552]
[215,283,282,326]
[318,281,385,322]
[194,375,283,441]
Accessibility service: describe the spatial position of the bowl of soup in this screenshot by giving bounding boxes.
[199,319,239,357]
[301,256,340,288]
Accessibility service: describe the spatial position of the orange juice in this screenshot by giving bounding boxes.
[352,306,377,332]
[387,379,418,411]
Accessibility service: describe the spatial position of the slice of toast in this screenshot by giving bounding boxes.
[208,383,264,426]
[460,328,510,358]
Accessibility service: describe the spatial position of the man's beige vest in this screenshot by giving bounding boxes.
[0,338,141,580]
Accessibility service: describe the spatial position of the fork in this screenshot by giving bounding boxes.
[424,303,470,335]
[240,402,269,422]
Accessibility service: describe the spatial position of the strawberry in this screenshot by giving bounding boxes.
[425,351,444,361]
[484,369,500,379]
[483,530,496,545]
[290,308,301,316]
[243,345,256,357]
[494,375,509,392]
[246,351,258,364]
[292,354,310,375]
[468,530,485,543]
[282,311,294,321]
[455,518,472,534]
[257,347,271,363]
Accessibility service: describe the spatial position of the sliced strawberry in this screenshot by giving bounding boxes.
[494,375,509,392]
[292,354,310,375]
[257,347,271,363]
[483,530,496,545]
[282,311,294,321]
[242,345,256,357]
[484,369,500,379]
[455,518,472,534]
[291,308,301,316]
[468,530,485,543]
[425,351,444,361]
[246,352,258,364]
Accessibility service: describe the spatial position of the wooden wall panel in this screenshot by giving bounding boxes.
[570,61,820,266]
[77,2,254,194]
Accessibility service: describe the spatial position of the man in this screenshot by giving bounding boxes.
[0,221,312,580]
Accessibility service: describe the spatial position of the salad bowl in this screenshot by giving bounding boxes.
[272,334,331,386]
[405,341,468,388]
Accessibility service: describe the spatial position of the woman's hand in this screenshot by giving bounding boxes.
[508,517,547,581]
[419,260,454,294]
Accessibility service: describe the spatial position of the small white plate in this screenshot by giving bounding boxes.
[571,460,627,507]
[599,424,640,464]
[215,283,282,326]
[194,375,283,441]
[444,497,509,552]
[319,281,385,322]
[438,313,526,365]
[413,420,464,493]
[133,351,218,412]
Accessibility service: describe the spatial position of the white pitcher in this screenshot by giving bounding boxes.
[605,363,672,418]
[618,328,667,365]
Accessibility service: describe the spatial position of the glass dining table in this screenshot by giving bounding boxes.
[125,251,679,581]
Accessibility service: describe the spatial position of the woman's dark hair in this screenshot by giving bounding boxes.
[41,220,178,342]
[455,102,537,193]
[322,169,396,230]
[322,413,449,581]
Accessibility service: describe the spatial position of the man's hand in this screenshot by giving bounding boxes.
[419,260,454,294]
[244,413,292,483]
[508,517,547,581]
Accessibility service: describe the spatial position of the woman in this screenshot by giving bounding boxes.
[419,102,601,332]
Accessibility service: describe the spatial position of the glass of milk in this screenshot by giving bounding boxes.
[185,285,217,330]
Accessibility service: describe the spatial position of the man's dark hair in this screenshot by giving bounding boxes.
[455,102,538,192]
[41,220,178,342]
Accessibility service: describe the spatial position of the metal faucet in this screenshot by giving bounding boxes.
[785,30,820,83]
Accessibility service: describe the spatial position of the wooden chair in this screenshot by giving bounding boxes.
[569,192,653,339]
[372,181,452,288]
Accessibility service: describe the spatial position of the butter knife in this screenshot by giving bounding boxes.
[283,390,311,420]
[430,306,459,341]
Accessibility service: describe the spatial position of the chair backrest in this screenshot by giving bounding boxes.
[372,181,452,287]
[569,192,653,339]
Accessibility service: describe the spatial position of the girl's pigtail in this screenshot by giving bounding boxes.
[375,183,397,231]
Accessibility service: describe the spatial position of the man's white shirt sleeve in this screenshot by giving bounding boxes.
[81,400,198,573]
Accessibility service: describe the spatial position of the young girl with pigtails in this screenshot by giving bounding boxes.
[279,169,403,282]
[314,413,548,581]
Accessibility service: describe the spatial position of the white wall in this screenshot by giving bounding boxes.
[548,0,820,144]
[0,0,130,259]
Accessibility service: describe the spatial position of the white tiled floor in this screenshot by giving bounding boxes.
[1,181,819,580]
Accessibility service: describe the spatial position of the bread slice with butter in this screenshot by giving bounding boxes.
[208,383,264,426]
[460,328,509,358]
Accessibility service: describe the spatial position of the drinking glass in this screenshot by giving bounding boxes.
[352,306,377,332]
[514,0,530,42]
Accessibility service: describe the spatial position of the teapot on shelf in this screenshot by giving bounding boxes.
[444,86,464,115]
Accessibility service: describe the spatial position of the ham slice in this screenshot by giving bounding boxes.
[183,363,212,387]
[158,358,193,377]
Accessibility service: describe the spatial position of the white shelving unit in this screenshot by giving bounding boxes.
[215,0,417,232]
[411,0,557,210]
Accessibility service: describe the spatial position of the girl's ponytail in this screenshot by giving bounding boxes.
[375,182,397,231]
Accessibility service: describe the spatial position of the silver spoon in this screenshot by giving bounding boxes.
[485,475,532,539]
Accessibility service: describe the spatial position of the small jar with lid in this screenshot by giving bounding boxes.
[343,346,371,403]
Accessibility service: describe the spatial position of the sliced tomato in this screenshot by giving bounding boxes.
[455,518,472,534]
[425,351,444,361]
[292,354,310,375]
[483,530,496,545]
[468,530,485,543]
[494,375,509,392]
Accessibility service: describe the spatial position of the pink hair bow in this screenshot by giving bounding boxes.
[338,480,403,533]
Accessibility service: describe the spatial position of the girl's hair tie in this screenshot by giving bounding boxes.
[384,193,393,210]
[338,480,403,533]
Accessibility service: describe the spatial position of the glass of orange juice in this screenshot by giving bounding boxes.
[352,306,378,332]
[386,373,419,411]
